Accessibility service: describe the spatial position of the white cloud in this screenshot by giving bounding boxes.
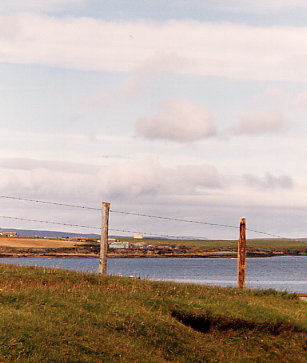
[210,0,307,12]
[231,110,286,135]
[0,14,307,82]
[295,91,307,107]
[0,0,87,13]
[82,53,183,107]
[0,157,99,174]
[82,75,146,108]
[176,164,222,189]
[264,87,289,102]
[2,0,307,16]
[243,172,294,190]
[93,161,223,196]
[0,159,222,201]
[0,158,305,238]
[135,99,217,142]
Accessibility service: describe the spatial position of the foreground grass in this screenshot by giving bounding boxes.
[0,264,306,362]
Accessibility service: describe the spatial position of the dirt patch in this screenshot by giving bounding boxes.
[0,237,84,248]
[171,310,305,335]
[0,242,100,258]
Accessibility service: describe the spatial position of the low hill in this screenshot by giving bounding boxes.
[0,227,99,238]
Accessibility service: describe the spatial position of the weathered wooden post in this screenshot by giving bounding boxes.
[99,202,110,274]
[237,217,246,288]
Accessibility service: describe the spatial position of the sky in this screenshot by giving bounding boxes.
[0,0,307,239]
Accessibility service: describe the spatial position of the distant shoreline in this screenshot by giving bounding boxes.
[0,251,305,259]
[0,236,306,259]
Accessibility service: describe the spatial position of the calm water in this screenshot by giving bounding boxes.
[0,256,306,293]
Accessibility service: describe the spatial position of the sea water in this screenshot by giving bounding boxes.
[0,255,306,293]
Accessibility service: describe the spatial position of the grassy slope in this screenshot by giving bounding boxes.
[0,264,306,362]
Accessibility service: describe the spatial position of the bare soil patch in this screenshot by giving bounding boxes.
[0,237,82,249]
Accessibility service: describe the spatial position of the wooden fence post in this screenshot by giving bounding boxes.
[237,217,246,288]
[99,202,110,274]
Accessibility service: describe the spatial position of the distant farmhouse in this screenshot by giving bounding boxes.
[108,241,132,249]
[0,230,18,237]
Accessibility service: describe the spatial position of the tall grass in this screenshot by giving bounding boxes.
[0,264,306,362]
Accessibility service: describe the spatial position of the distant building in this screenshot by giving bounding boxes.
[109,242,132,249]
[0,231,18,237]
[133,233,143,239]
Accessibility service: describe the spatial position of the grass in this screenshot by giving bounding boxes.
[0,264,306,362]
[120,237,307,254]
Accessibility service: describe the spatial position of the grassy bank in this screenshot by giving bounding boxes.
[0,264,306,362]
[120,237,307,255]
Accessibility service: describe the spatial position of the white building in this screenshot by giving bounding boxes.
[108,242,132,249]
[0,231,18,237]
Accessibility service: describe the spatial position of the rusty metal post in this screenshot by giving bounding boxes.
[237,218,246,288]
[99,202,110,274]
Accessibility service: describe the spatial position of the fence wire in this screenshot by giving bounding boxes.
[0,215,207,240]
[0,194,304,241]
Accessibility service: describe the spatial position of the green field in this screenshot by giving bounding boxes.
[120,237,307,253]
[0,264,306,362]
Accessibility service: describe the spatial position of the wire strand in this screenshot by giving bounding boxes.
[110,209,239,229]
[0,195,99,211]
[109,228,206,240]
[0,195,302,240]
[0,195,239,229]
[0,215,100,230]
[0,214,305,243]
[0,215,206,239]
[0,195,237,228]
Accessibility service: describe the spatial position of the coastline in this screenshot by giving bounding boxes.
[0,249,305,259]
[0,237,306,259]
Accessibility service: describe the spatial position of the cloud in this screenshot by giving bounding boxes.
[209,0,307,12]
[0,159,222,202]
[95,160,223,197]
[243,172,294,190]
[295,91,307,107]
[135,99,217,142]
[264,87,289,102]
[230,110,286,135]
[176,164,222,189]
[2,0,306,16]
[0,14,307,82]
[0,157,99,174]
[0,159,305,238]
[82,53,184,107]
[0,0,87,13]
[82,75,147,108]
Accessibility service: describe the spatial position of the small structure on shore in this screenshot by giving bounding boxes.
[109,241,132,249]
[0,231,18,237]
